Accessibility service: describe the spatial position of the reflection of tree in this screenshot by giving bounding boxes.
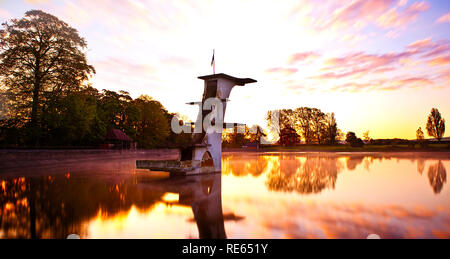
[427,161,447,194]
[222,155,268,177]
[417,159,425,175]
[0,175,163,239]
[346,156,365,171]
[266,155,343,194]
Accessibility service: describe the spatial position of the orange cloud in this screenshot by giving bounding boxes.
[428,55,450,66]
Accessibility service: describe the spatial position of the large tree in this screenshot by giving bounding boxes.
[295,107,313,144]
[310,108,326,144]
[134,95,170,148]
[324,112,338,144]
[426,108,445,142]
[0,10,95,144]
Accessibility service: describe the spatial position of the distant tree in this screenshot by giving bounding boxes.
[279,127,301,146]
[416,127,424,141]
[426,108,445,142]
[294,107,314,144]
[346,132,363,147]
[363,131,371,142]
[324,113,338,144]
[134,95,170,148]
[246,125,266,144]
[0,10,95,145]
[223,125,247,147]
[265,109,296,143]
[336,129,345,142]
[310,108,326,144]
[346,132,357,144]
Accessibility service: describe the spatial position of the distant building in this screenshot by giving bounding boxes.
[104,129,133,149]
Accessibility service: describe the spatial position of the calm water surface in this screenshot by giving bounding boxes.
[1,152,449,239]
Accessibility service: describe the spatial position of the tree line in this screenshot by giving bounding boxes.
[0,10,190,148]
[266,107,341,145]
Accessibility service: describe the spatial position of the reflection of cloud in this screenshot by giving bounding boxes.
[259,201,450,238]
[427,161,447,194]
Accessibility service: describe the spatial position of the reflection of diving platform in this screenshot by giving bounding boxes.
[136,173,226,238]
[137,73,256,175]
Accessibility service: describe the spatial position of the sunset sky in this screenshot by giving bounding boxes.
[1,0,449,139]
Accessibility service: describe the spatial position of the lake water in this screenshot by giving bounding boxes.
[0,152,449,239]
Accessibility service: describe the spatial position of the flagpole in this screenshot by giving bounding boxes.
[213,49,215,74]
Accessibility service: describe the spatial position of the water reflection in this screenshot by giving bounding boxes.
[136,173,226,239]
[0,152,449,239]
[265,155,343,194]
[427,161,447,194]
[223,153,449,195]
[0,171,225,239]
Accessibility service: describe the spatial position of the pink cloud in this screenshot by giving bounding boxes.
[406,38,450,58]
[161,56,194,67]
[321,0,395,30]
[288,52,320,65]
[436,12,450,23]
[328,76,433,92]
[314,38,450,82]
[298,37,450,92]
[376,1,430,29]
[265,67,298,75]
[397,0,408,7]
[408,38,433,49]
[316,50,416,80]
[0,8,11,19]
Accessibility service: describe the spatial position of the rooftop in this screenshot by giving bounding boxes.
[198,73,257,86]
[106,129,133,142]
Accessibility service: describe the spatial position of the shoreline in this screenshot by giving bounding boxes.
[0,148,449,175]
